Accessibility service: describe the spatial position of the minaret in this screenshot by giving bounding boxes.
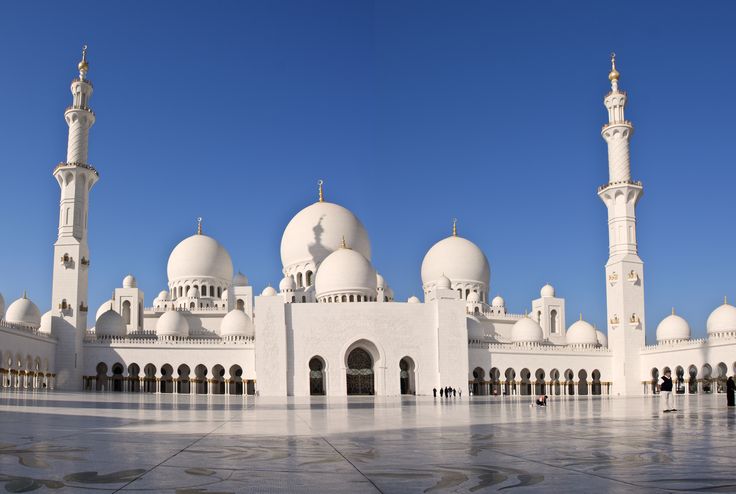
[51,46,99,390]
[598,54,645,396]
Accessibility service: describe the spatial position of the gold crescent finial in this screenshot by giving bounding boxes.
[318,179,324,202]
[452,218,457,237]
[197,217,203,235]
[579,312,583,321]
[671,307,675,315]
[340,235,347,249]
[725,295,728,305]
[78,44,89,78]
[608,52,620,82]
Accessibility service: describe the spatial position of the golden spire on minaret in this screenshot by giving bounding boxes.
[78,45,89,79]
[318,179,324,203]
[608,52,620,82]
[452,218,457,237]
[197,217,203,235]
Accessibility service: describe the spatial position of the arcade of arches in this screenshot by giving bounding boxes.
[470,367,609,396]
[0,353,54,390]
[84,362,255,395]
[647,362,736,396]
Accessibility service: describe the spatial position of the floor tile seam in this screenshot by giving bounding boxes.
[321,436,384,494]
[110,419,231,494]
[478,446,674,492]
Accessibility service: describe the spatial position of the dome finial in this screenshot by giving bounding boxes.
[724,295,728,305]
[672,307,675,315]
[608,52,620,88]
[78,44,89,80]
[340,235,347,249]
[197,217,203,235]
[452,218,457,237]
[579,312,583,321]
[318,179,324,203]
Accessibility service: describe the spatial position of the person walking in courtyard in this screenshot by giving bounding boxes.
[439,387,443,398]
[433,387,437,398]
[661,369,675,412]
[727,376,735,407]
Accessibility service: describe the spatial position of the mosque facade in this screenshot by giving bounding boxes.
[1,50,735,398]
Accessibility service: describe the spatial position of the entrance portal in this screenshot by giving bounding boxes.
[346,348,374,395]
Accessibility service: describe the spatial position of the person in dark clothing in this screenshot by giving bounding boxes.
[452,388,457,398]
[535,395,548,407]
[439,388,444,398]
[433,388,437,398]
[661,370,675,412]
[727,377,735,407]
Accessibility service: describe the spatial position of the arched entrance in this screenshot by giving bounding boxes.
[211,365,225,394]
[578,369,588,395]
[565,369,575,395]
[194,365,208,394]
[702,364,712,393]
[143,364,156,393]
[651,368,659,394]
[675,366,685,394]
[95,362,108,391]
[472,367,486,396]
[229,365,244,395]
[399,357,415,395]
[591,370,601,395]
[160,364,174,393]
[177,364,191,394]
[534,369,545,395]
[489,367,501,396]
[128,364,140,393]
[504,368,516,395]
[346,348,374,395]
[111,363,124,392]
[550,369,561,396]
[688,365,698,394]
[520,368,532,395]
[309,357,326,395]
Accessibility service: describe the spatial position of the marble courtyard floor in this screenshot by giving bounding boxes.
[0,393,734,493]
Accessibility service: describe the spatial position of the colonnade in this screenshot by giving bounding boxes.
[0,369,55,390]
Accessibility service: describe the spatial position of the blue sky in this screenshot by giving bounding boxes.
[1,2,734,343]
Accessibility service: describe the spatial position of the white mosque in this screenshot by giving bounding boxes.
[1,49,735,398]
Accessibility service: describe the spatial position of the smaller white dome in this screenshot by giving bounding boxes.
[656,313,691,342]
[96,309,126,338]
[279,276,295,292]
[491,295,505,308]
[233,271,249,286]
[39,310,52,334]
[540,284,555,297]
[314,248,377,299]
[186,286,200,298]
[385,286,394,300]
[596,329,608,348]
[376,273,385,289]
[407,296,420,304]
[5,294,41,329]
[157,290,169,301]
[123,274,137,288]
[221,289,229,301]
[95,300,114,321]
[261,286,278,297]
[511,317,543,344]
[0,292,5,319]
[157,310,190,338]
[220,309,254,338]
[566,319,598,346]
[435,274,451,290]
[467,292,480,303]
[706,302,736,335]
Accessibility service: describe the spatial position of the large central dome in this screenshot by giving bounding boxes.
[167,233,234,283]
[281,201,371,270]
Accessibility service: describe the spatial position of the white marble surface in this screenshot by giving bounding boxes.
[0,392,734,492]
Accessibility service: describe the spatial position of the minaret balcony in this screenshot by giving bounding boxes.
[598,179,642,193]
[80,257,90,268]
[53,162,99,177]
[65,105,95,116]
[601,120,633,131]
[70,77,93,88]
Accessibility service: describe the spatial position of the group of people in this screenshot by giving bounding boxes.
[433,386,461,398]
[660,369,736,413]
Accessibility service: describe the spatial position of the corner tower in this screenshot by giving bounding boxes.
[51,46,99,390]
[597,54,645,395]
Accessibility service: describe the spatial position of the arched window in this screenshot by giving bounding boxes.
[309,357,325,395]
[122,301,131,325]
[349,295,354,302]
[296,272,303,288]
[217,287,222,298]
[236,299,245,311]
[465,289,470,299]
[209,286,215,297]
[341,295,347,302]
[302,296,306,303]
[550,310,557,333]
[306,271,313,286]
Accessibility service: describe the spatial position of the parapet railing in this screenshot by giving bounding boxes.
[598,179,643,192]
[0,320,55,340]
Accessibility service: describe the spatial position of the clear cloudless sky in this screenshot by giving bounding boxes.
[1,2,734,344]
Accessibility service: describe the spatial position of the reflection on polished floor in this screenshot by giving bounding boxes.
[0,393,733,493]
